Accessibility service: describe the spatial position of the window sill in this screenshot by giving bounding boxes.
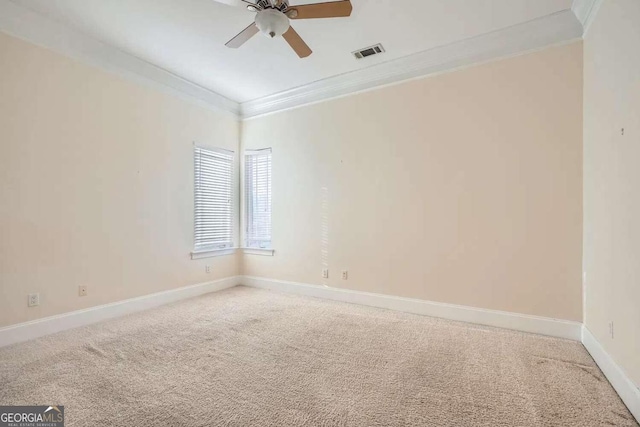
[191,248,237,260]
[241,248,275,256]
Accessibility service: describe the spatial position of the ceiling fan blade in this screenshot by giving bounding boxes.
[283,26,312,58]
[225,23,260,48]
[288,0,352,19]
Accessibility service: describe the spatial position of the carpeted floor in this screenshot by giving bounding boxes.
[0,286,637,427]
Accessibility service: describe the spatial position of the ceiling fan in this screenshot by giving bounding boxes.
[219,0,353,58]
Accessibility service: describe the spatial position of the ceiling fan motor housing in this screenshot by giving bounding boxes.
[255,9,290,38]
[255,0,289,12]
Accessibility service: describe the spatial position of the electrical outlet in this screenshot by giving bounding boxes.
[341,270,348,280]
[78,285,88,297]
[608,321,614,339]
[205,265,211,274]
[28,293,39,307]
[322,268,329,279]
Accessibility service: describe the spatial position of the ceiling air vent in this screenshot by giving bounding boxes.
[353,44,385,59]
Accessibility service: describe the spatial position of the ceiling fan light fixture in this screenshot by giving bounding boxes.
[255,9,290,38]
[224,0,353,58]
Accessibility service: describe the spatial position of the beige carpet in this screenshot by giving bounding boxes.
[0,286,636,427]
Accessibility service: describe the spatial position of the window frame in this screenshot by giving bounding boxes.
[192,145,236,258]
[243,148,273,251]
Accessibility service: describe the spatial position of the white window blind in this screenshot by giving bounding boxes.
[244,149,272,249]
[194,146,234,251]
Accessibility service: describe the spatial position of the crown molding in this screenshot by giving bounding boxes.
[0,0,241,118]
[571,0,604,35]
[239,10,583,119]
[1,1,585,121]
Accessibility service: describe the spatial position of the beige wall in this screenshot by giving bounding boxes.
[583,0,640,386]
[0,33,240,328]
[2,1,636,389]
[242,42,584,321]
[0,31,585,329]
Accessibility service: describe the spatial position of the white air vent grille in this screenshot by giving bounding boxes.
[353,44,385,59]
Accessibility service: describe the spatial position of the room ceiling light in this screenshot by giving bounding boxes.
[219,0,353,58]
[255,9,290,38]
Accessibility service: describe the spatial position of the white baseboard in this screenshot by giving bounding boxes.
[0,276,241,348]
[240,276,582,341]
[582,326,640,422]
[3,274,635,423]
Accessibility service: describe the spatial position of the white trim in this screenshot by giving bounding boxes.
[191,248,237,259]
[241,248,275,256]
[0,1,240,118]
[240,276,582,341]
[0,1,584,120]
[571,0,604,35]
[240,10,583,119]
[582,326,640,423]
[0,276,241,348]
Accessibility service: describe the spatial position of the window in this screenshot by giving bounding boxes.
[244,149,272,249]
[193,146,234,253]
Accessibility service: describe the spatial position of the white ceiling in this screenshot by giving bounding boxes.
[10,0,574,103]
